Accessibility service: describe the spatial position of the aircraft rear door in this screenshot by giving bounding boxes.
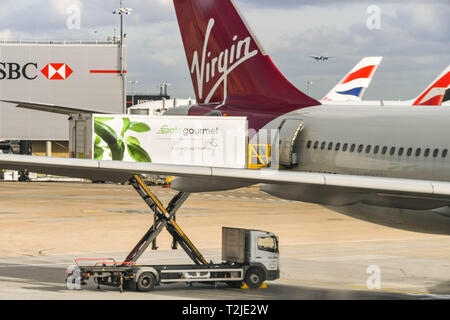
[278,119,304,167]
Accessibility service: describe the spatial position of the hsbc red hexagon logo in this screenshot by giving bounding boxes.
[41,63,73,80]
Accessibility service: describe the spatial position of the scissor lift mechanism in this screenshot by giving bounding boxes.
[124,174,207,265]
[72,175,247,292]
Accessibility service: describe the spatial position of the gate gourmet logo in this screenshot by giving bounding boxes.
[190,18,258,104]
[41,63,73,80]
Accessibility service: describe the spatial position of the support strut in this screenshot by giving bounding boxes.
[123,175,208,266]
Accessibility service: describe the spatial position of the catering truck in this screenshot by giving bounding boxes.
[69,114,248,169]
[68,227,280,292]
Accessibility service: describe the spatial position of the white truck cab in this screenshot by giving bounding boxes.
[249,230,280,274]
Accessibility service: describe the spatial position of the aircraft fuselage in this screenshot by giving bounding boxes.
[257,104,450,234]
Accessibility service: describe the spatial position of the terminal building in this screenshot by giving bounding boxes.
[0,40,126,157]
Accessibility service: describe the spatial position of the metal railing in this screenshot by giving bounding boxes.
[0,39,118,45]
[248,144,272,169]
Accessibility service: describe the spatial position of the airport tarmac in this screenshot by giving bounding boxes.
[0,181,449,300]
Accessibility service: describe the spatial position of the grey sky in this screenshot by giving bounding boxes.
[0,0,448,101]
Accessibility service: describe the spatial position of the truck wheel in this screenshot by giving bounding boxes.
[244,268,265,289]
[136,272,156,292]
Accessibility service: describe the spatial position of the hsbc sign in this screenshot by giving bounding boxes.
[0,44,124,140]
[41,63,73,80]
[0,62,73,80]
[0,62,38,80]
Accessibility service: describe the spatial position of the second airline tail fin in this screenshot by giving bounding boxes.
[322,57,383,102]
[412,65,450,106]
[443,88,450,105]
[173,0,320,108]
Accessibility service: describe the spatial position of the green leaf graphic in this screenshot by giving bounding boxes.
[94,117,114,123]
[121,118,130,138]
[126,136,140,146]
[94,121,117,144]
[94,136,101,146]
[127,143,151,162]
[117,139,125,160]
[94,145,104,160]
[129,122,151,133]
[94,120,123,160]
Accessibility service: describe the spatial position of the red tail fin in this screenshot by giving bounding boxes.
[413,65,450,106]
[173,0,319,107]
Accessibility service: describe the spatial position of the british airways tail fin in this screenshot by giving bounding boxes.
[322,57,383,102]
[412,65,450,106]
[443,88,450,105]
[173,0,320,107]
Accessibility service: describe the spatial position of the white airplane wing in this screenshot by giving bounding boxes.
[1,154,449,200]
[0,99,109,115]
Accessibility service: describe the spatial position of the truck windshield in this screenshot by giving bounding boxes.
[257,236,278,253]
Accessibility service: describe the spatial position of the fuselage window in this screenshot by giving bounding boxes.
[433,148,439,158]
[416,148,421,157]
[407,148,413,156]
[321,141,326,150]
[373,145,379,154]
[307,140,312,149]
[328,142,333,150]
[424,148,430,157]
[390,147,396,156]
[443,149,448,158]
[366,145,371,154]
[398,147,404,156]
[343,143,348,152]
[314,141,319,149]
[358,144,363,153]
[335,143,341,151]
[382,146,387,155]
[350,144,356,152]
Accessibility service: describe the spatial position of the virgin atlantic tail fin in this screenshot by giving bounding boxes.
[322,57,383,102]
[173,0,320,107]
[412,65,450,106]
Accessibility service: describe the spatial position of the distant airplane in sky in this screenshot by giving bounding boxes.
[308,55,334,61]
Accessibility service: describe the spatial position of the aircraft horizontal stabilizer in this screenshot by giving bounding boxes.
[0,99,108,115]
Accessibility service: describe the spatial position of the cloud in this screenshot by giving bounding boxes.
[389,3,450,41]
[0,0,448,100]
[0,0,174,35]
[0,29,13,40]
[51,0,83,16]
[240,0,449,9]
[233,1,449,100]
